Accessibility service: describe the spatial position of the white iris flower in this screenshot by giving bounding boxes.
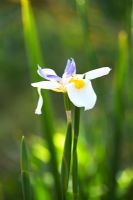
[31,58,111,114]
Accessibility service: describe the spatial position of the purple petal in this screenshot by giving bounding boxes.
[46,74,62,81]
[37,66,61,81]
[63,58,76,77]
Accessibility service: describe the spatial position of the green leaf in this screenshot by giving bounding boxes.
[72,107,80,200]
[114,31,128,121]
[107,31,129,200]
[21,136,31,200]
[21,1,61,199]
[21,0,43,78]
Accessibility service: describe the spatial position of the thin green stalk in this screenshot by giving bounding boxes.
[76,0,89,34]
[107,31,128,200]
[40,102,61,199]
[21,0,43,78]
[130,0,133,173]
[21,1,61,199]
[21,136,31,200]
[72,107,80,200]
[61,94,72,200]
[131,0,133,48]
[75,0,97,66]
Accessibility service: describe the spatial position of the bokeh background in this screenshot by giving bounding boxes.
[0,0,133,199]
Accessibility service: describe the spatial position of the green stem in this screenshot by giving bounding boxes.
[107,31,128,200]
[72,107,80,200]
[64,93,71,111]
[60,94,72,200]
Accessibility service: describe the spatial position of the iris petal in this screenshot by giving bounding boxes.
[31,81,61,89]
[85,67,111,80]
[37,65,61,81]
[66,80,97,110]
[31,81,62,114]
[35,88,43,115]
[63,58,76,78]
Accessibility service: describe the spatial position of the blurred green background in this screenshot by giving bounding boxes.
[0,0,133,199]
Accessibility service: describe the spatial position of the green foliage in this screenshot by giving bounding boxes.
[72,107,80,200]
[21,0,61,199]
[21,136,31,200]
[21,0,43,75]
[106,31,129,200]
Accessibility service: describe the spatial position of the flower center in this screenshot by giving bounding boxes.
[73,80,85,89]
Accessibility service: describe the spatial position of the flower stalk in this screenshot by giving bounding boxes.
[72,107,80,200]
[60,94,72,200]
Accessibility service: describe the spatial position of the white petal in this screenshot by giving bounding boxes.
[31,81,61,89]
[85,67,111,80]
[66,80,97,110]
[35,88,43,115]
[76,74,84,79]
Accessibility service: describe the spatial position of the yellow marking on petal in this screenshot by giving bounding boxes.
[69,75,77,83]
[73,80,85,89]
[69,76,85,89]
[52,86,66,93]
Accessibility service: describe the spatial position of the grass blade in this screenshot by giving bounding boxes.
[72,107,80,200]
[21,136,31,200]
[75,0,97,65]
[20,1,61,199]
[21,0,43,76]
[107,31,129,200]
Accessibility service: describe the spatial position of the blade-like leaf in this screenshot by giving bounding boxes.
[21,136,31,200]
[72,107,80,200]
[21,0,43,78]
[107,31,129,200]
[21,1,61,198]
